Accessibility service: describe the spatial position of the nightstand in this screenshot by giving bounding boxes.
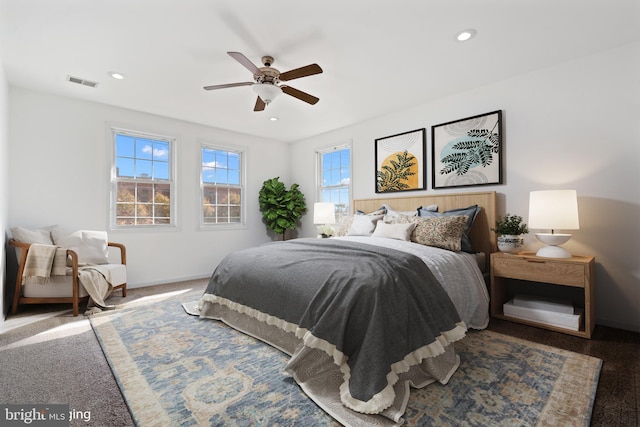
[490,252,595,338]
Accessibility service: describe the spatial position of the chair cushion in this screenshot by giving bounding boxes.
[98,264,127,287]
[21,264,126,298]
[23,276,89,298]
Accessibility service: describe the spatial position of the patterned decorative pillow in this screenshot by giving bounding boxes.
[396,215,468,251]
[335,215,355,237]
[417,205,480,253]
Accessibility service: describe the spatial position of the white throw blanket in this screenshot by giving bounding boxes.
[79,265,116,314]
[22,244,67,284]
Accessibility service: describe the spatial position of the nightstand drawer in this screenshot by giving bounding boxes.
[492,256,586,287]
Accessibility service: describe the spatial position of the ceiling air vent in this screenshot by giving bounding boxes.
[67,75,99,88]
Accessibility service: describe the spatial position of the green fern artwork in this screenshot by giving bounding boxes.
[439,128,500,176]
[376,150,417,192]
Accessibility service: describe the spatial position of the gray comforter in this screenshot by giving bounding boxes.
[202,238,466,417]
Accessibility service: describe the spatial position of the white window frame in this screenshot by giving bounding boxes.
[199,142,247,229]
[109,127,177,230]
[316,142,352,220]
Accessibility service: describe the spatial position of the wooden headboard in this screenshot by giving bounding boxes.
[353,191,497,265]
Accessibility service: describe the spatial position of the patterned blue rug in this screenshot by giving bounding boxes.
[90,292,601,426]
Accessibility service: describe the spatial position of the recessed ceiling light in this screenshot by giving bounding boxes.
[108,71,125,80]
[269,117,279,121]
[456,29,477,42]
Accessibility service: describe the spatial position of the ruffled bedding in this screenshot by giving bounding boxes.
[198,237,489,426]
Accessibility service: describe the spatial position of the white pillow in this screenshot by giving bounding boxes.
[10,226,55,244]
[51,229,110,265]
[347,214,383,236]
[372,221,416,241]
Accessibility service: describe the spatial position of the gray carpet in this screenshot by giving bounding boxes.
[0,279,209,427]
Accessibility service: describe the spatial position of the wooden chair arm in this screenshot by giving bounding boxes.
[108,242,126,265]
[9,239,31,249]
[9,239,31,282]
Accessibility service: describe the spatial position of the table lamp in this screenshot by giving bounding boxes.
[313,202,336,238]
[528,190,580,258]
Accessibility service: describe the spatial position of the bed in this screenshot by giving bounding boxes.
[198,191,497,426]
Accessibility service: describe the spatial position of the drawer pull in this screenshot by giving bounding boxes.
[525,258,546,263]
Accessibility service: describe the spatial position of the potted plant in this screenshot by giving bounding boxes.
[258,177,307,241]
[491,213,529,253]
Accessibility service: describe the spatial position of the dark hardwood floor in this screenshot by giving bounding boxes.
[487,318,640,426]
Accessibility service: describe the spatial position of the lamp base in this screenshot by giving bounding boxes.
[535,245,572,258]
[535,233,573,258]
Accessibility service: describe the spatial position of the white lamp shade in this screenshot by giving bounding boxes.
[528,190,580,231]
[313,202,336,225]
[252,83,282,104]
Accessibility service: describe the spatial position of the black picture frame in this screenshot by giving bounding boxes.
[375,128,426,193]
[431,110,503,189]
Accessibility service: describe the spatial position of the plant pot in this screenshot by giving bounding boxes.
[497,234,524,254]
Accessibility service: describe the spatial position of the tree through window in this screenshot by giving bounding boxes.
[201,145,244,225]
[111,129,175,227]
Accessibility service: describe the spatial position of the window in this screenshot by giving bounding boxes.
[111,129,175,227]
[317,144,351,220]
[201,145,244,225]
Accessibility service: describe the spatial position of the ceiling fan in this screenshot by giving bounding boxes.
[203,51,323,112]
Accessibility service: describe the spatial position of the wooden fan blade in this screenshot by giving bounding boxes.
[228,51,264,76]
[281,85,319,105]
[279,64,323,81]
[204,82,253,90]
[254,96,266,111]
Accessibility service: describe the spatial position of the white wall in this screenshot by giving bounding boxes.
[7,88,291,287]
[0,61,9,320]
[291,41,640,333]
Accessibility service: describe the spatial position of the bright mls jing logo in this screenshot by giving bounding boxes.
[2,405,69,426]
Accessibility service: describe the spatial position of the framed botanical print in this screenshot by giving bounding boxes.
[431,110,502,189]
[375,128,426,193]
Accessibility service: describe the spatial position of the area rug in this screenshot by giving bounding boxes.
[90,295,601,427]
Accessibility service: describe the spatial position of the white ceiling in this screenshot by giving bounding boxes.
[1,0,639,143]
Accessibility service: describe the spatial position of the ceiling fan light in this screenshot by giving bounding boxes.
[456,29,477,42]
[253,84,282,104]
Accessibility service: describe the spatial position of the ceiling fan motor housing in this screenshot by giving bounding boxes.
[256,66,280,84]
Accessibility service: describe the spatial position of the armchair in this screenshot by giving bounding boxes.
[9,228,127,316]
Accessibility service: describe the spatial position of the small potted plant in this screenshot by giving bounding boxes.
[492,214,529,253]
